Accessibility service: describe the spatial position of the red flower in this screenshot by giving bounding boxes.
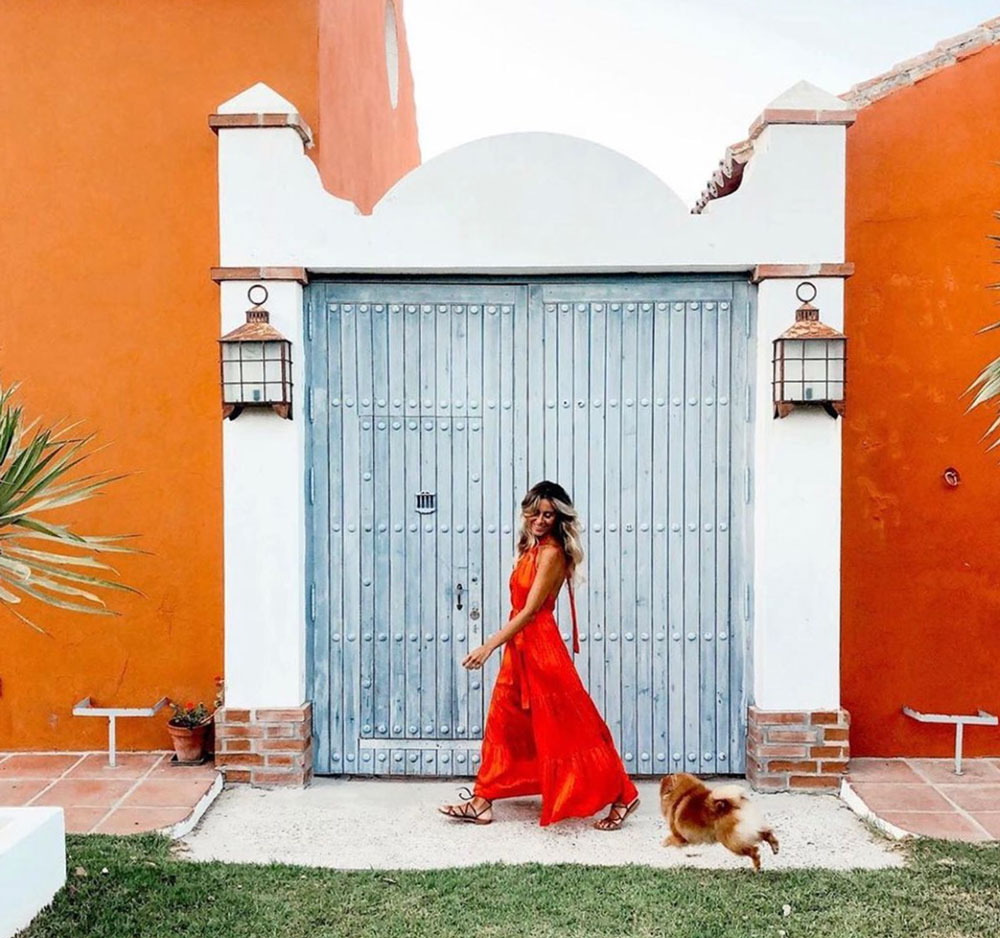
[185,701,195,710]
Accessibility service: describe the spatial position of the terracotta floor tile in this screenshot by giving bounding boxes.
[850,782,953,812]
[847,759,922,783]
[122,778,213,808]
[969,812,1000,838]
[880,811,990,842]
[32,778,133,807]
[66,753,163,779]
[147,759,219,781]
[935,784,1000,813]
[95,806,191,835]
[909,759,1000,784]
[0,779,50,805]
[0,754,82,778]
[63,806,110,834]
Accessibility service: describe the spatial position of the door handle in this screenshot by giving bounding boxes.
[456,583,464,610]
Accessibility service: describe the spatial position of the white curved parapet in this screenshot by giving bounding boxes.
[215,81,849,270]
[0,807,66,938]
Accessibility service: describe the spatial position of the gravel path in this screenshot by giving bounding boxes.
[178,778,904,870]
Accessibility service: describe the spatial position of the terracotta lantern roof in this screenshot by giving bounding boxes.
[220,308,288,343]
[778,303,845,341]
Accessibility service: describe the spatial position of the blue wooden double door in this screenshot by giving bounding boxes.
[305,278,754,778]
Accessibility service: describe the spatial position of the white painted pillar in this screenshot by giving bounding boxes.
[751,276,844,711]
[221,279,307,709]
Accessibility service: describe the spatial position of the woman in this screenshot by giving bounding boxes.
[439,481,639,830]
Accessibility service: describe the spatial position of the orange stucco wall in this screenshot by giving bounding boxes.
[0,0,418,750]
[843,44,1000,756]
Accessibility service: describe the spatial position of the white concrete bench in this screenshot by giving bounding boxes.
[0,807,66,938]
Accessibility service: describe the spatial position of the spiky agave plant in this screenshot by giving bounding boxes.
[968,316,1000,450]
[0,384,139,632]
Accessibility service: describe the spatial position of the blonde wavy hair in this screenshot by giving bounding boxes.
[516,481,585,582]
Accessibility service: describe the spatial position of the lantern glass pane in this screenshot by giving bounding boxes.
[241,360,264,384]
[265,359,285,386]
[803,339,826,358]
[784,359,803,382]
[828,381,845,400]
[221,358,242,403]
[804,359,826,382]
[236,342,262,403]
[221,342,240,362]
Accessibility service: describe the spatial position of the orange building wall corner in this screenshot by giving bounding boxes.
[842,42,1000,758]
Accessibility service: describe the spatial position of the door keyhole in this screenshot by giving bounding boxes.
[456,583,464,610]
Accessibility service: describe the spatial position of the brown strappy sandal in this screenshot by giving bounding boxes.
[438,786,493,825]
[593,796,640,832]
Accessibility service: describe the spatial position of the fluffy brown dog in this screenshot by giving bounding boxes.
[659,773,779,871]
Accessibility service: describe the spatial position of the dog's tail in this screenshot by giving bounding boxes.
[760,828,780,854]
[708,784,747,817]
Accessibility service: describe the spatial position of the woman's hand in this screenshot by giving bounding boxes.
[462,641,495,670]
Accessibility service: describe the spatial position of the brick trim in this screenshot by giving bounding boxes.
[746,706,850,793]
[751,263,855,283]
[208,112,314,149]
[843,19,1000,108]
[211,266,309,285]
[747,107,858,140]
[694,108,855,214]
[215,703,313,788]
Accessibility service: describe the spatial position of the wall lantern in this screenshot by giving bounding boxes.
[772,282,846,419]
[219,285,293,420]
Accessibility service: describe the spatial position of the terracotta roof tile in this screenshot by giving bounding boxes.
[842,21,1000,107]
[695,17,1000,213]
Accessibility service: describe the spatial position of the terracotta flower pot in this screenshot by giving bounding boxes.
[167,720,210,762]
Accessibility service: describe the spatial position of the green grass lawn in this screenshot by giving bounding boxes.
[21,834,1000,938]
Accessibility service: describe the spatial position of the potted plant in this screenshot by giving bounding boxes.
[166,700,212,763]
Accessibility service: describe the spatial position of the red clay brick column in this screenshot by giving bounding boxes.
[746,706,850,792]
[214,704,313,787]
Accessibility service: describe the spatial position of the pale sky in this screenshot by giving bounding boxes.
[406,0,1000,206]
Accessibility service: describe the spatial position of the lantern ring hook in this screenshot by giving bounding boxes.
[247,284,269,307]
[796,281,817,304]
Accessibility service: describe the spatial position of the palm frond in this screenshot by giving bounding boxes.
[0,383,138,630]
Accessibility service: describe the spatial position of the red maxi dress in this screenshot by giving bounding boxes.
[473,541,638,826]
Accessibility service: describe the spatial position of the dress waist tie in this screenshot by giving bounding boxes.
[509,616,532,711]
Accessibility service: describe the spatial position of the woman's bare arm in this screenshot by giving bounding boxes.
[462,546,566,670]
